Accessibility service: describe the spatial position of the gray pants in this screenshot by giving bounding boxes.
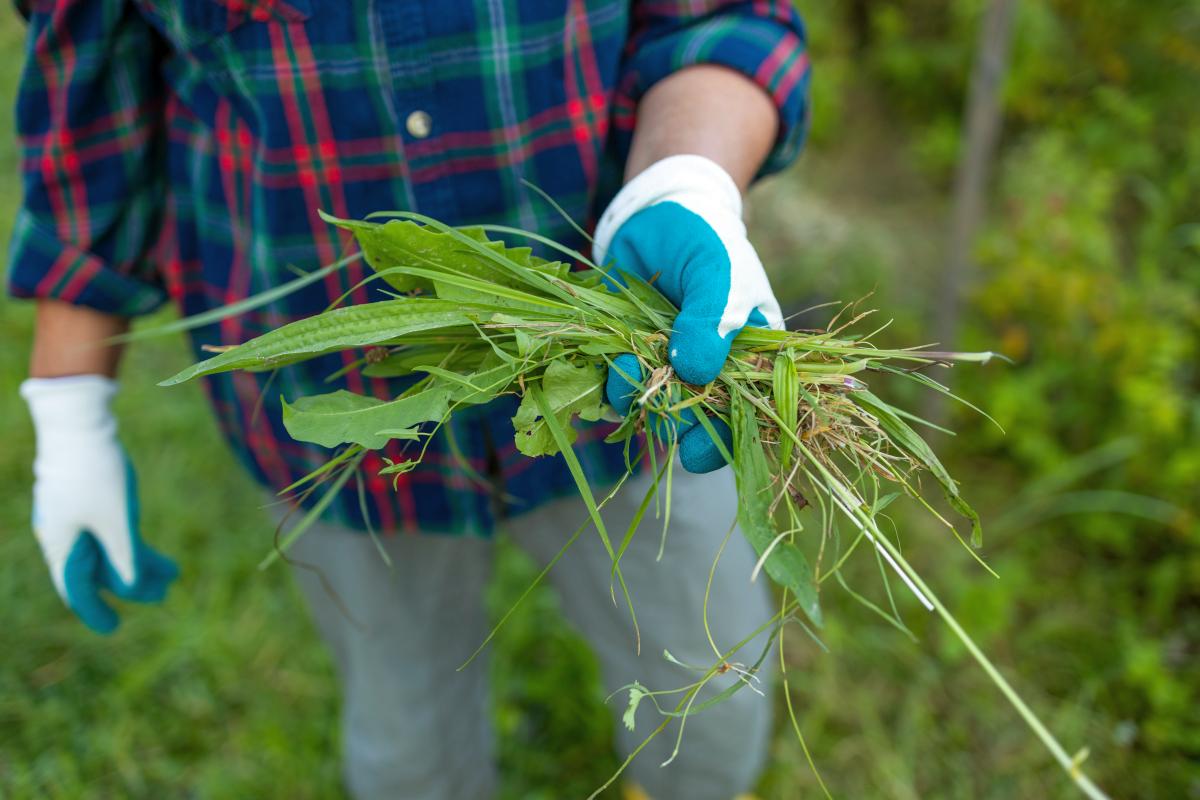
[290,467,774,800]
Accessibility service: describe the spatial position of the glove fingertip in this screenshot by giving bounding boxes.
[679,419,732,474]
[143,548,181,600]
[124,578,169,604]
[158,556,181,583]
[143,545,180,580]
[63,536,120,634]
[667,323,732,386]
[80,605,120,635]
[606,353,643,416]
[647,405,700,444]
[109,542,179,602]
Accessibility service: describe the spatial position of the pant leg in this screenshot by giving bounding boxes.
[289,519,497,800]
[508,468,776,800]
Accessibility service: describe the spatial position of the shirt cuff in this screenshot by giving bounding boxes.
[6,209,166,317]
[614,13,811,179]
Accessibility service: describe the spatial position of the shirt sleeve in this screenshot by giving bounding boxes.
[7,0,169,316]
[614,1,811,178]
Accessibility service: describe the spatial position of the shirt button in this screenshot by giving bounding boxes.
[406,110,432,139]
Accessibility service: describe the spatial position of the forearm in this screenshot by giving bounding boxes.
[625,64,779,192]
[29,300,128,379]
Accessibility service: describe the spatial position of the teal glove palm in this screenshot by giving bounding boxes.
[594,155,783,473]
[21,376,179,634]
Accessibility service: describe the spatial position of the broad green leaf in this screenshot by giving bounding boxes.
[282,388,450,450]
[353,212,595,312]
[512,359,605,457]
[324,215,569,294]
[730,393,823,626]
[413,269,574,312]
[455,226,570,278]
[161,299,477,385]
[326,217,434,293]
[514,328,546,358]
[326,213,657,331]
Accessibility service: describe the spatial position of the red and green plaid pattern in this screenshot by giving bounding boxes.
[8,0,810,535]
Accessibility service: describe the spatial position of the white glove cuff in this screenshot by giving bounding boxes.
[22,375,135,594]
[594,154,743,266]
[21,375,120,451]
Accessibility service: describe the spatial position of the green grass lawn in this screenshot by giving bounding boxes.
[2,7,1196,800]
[1,280,621,799]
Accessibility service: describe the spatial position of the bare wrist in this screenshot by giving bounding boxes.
[625,64,778,191]
[29,300,129,379]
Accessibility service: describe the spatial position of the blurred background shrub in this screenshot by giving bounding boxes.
[1,2,1196,798]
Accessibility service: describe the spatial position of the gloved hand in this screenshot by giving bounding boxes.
[593,154,784,473]
[21,376,178,633]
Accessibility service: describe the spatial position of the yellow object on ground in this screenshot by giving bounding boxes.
[623,785,651,800]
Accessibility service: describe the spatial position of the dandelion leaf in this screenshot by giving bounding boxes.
[623,683,647,732]
[512,359,605,456]
[327,216,569,296]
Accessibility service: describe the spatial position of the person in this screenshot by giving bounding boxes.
[11,1,809,797]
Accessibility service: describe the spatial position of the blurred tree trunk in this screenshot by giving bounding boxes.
[926,0,1018,426]
[849,0,873,52]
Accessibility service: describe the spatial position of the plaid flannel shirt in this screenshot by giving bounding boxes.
[9,0,809,535]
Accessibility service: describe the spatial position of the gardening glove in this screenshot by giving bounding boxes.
[594,154,784,473]
[21,375,179,634]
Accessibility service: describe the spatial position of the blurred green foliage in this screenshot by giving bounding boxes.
[2,2,1197,799]
[756,2,1198,797]
[965,3,1200,786]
